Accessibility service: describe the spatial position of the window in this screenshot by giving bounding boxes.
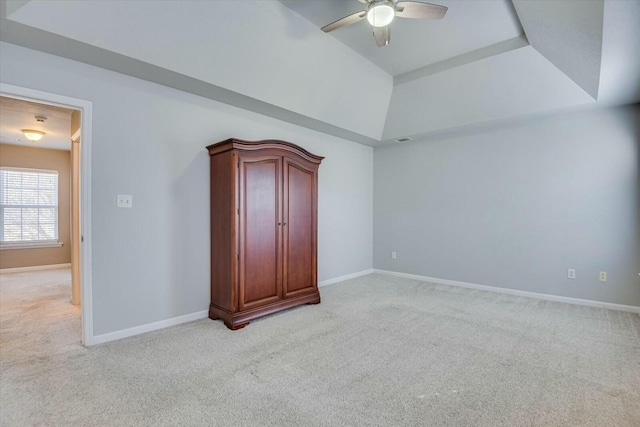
[0,167,59,247]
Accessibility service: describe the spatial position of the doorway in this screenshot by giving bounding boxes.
[0,83,93,345]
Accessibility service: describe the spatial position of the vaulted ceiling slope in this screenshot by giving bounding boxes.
[1,0,639,147]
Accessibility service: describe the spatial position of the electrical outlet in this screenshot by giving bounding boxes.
[391,251,397,260]
[117,194,133,208]
[568,269,576,279]
[599,271,607,282]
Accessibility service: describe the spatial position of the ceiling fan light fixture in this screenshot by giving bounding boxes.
[367,2,395,27]
[21,129,46,142]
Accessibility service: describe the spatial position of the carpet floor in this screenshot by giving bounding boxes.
[1,271,639,426]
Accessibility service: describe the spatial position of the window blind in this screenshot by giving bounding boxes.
[0,168,59,243]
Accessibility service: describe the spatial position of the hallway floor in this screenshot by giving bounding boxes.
[0,268,80,366]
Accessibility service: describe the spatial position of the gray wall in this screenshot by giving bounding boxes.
[1,42,373,336]
[374,105,640,306]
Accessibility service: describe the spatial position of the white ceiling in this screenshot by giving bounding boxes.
[383,45,593,139]
[1,0,638,147]
[513,0,604,100]
[0,96,73,151]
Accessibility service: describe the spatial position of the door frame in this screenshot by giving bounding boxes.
[70,128,81,306]
[0,83,94,346]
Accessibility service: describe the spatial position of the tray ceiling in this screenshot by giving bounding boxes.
[279,0,523,76]
[1,0,638,146]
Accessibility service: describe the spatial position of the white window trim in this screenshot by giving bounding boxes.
[0,166,60,245]
[1,166,60,175]
[0,241,63,250]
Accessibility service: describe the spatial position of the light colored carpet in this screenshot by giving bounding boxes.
[1,271,639,426]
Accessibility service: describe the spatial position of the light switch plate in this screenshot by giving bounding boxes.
[117,194,132,208]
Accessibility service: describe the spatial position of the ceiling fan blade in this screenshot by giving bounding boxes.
[321,10,367,33]
[395,2,448,19]
[374,25,391,47]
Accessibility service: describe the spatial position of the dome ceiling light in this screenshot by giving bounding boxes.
[22,115,48,142]
[22,129,46,142]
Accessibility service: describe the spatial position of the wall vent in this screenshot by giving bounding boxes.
[395,137,412,143]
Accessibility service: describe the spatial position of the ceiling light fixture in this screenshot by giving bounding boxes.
[367,1,395,27]
[21,129,46,142]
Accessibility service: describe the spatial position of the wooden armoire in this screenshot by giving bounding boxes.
[207,139,324,330]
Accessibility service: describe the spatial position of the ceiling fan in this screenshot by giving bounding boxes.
[321,0,448,47]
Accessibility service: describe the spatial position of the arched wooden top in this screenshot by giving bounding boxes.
[207,138,324,165]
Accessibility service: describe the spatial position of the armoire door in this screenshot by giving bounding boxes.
[282,157,317,298]
[238,155,282,310]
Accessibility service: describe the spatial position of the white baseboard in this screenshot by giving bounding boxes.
[319,269,374,287]
[87,268,637,346]
[373,269,640,314]
[88,310,209,346]
[0,263,71,274]
[87,269,370,346]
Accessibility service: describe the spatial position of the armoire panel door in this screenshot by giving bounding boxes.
[239,155,282,310]
[282,158,317,298]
